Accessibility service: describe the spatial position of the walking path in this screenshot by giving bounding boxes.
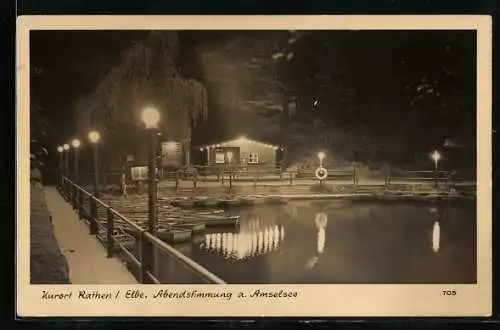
[44,186,137,284]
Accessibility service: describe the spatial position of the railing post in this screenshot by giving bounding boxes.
[385,167,391,190]
[72,184,77,210]
[90,197,98,235]
[140,231,152,284]
[60,177,65,196]
[65,178,70,199]
[106,208,114,258]
[352,166,356,186]
[78,190,84,219]
[289,172,293,185]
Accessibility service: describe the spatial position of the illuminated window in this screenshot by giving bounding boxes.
[131,166,148,180]
[248,152,259,164]
[215,152,225,164]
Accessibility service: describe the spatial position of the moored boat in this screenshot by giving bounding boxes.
[168,221,206,234]
[156,228,192,243]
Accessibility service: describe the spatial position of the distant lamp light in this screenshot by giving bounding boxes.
[71,139,81,149]
[199,147,204,152]
[317,152,325,162]
[431,150,441,162]
[313,100,319,107]
[63,144,70,151]
[141,107,160,129]
[57,146,63,153]
[280,148,284,151]
[88,130,101,144]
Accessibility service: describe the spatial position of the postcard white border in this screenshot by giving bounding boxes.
[16,15,492,317]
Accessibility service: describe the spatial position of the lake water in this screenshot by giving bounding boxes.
[152,199,476,284]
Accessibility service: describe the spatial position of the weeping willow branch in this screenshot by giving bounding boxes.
[74,31,209,143]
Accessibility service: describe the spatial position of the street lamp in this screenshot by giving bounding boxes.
[71,138,81,212]
[63,143,70,177]
[71,139,81,182]
[141,107,161,129]
[431,150,441,188]
[226,151,234,190]
[141,107,160,281]
[141,107,160,239]
[317,151,325,167]
[57,146,63,186]
[88,130,101,196]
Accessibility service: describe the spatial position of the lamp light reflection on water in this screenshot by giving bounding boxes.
[315,212,328,254]
[201,223,285,260]
[432,220,440,253]
[306,212,328,269]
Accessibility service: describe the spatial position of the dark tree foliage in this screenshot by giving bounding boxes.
[271,30,476,170]
[30,31,147,169]
[74,31,209,166]
[188,31,292,140]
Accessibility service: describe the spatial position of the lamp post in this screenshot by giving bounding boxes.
[63,144,70,177]
[431,150,441,188]
[141,107,160,237]
[88,131,101,196]
[57,146,63,186]
[317,151,325,167]
[71,138,81,212]
[71,139,81,183]
[87,130,101,235]
[141,107,160,283]
[317,151,326,186]
[226,151,233,190]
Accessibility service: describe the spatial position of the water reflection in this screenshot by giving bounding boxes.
[428,207,441,253]
[432,221,441,253]
[305,212,328,269]
[186,200,475,284]
[200,219,285,260]
[315,212,328,254]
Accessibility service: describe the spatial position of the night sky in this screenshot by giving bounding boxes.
[30,29,476,171]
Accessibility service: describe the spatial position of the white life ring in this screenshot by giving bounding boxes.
[315,166,328,180]
[315,212,328,228]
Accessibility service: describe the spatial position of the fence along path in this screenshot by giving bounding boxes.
[58,176,226,285]
[44,186,138,284]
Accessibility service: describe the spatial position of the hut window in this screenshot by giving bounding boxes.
[248,152,259,164]
[215,152,225,164]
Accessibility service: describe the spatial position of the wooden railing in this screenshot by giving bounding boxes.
[58,175,226,285]
[386,170,456,188]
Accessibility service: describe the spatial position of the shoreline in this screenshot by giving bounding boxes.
[102,190,476,206]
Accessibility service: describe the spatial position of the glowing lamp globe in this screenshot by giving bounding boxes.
[57,146,63,153]
[431,150,441,162]
[71,139,81,148]
[88,131,100,144]
[317,152,325,161]
[63,144,70,151]
[141,107,160,129]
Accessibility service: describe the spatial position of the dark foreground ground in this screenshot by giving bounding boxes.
[30,181,71,284]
